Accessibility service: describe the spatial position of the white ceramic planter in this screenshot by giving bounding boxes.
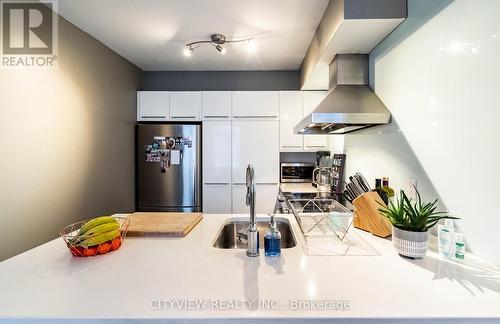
[392,226,429,259]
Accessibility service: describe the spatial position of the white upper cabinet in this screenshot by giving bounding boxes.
[203,120,231,183]
[232,119,279,184]
[169,91,201,121]
[302,90,327,116]
[302,91,329,149]
[137,91,169,121]
[304,135,329,150]
[202,91,231,119]
[279,91,304,151]
[232,91,279,118]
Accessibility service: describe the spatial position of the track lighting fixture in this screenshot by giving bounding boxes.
[215,44,225,54]
[183,34,255,57]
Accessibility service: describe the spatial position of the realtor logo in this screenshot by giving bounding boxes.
[1,0,58,68]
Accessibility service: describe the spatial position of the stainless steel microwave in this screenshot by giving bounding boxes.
[280,162,315,183]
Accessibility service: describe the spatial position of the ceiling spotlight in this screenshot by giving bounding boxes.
[184,34,254,56]
[215,45,226,54]
[246,38,256,53]
[183,46,193,57]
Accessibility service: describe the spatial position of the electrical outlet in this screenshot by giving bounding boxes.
[408,178,417,199]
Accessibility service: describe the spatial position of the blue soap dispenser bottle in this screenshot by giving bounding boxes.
[264,215,281,257]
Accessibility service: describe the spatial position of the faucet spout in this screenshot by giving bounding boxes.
[245,164,259,257]
[246,165,256,228]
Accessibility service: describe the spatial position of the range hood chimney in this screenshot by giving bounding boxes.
[295,54,391,135]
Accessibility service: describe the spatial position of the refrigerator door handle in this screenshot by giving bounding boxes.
[193,158,196,204]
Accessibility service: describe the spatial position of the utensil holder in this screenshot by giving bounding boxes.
[353,191,392,238]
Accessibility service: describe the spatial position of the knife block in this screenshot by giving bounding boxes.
[352,191,392,238]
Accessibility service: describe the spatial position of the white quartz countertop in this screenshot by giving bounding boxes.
[1,213,500,321]
[279,182,320,193]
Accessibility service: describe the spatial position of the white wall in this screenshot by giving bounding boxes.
[344,0,500,265]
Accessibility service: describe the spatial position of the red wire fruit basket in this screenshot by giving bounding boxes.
[60,217,130,257]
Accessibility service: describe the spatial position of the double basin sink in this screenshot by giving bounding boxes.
[213,217,297,249]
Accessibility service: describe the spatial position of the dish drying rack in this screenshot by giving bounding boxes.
[288,198,378,256]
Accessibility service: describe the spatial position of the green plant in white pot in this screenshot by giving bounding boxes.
[378,188,458,259]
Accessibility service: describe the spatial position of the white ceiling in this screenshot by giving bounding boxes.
[57,0,329,71]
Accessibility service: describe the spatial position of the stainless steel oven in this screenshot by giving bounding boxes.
[280,162,315,183]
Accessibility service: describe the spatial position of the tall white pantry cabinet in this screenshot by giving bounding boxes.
[201,92,232,214]
[137,90,328,214]
[231,91,280,214]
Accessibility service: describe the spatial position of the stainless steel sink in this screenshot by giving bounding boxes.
[213,218,296,249]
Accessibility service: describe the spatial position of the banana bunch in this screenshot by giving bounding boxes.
[72,216,121,248]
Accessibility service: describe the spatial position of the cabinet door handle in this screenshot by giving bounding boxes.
[233,182,278,185]
[233,115,278,119]
[282,145,302,148]
[204,115,229,118]
[141,116,166,119]
[171,116,197,119]
[204,182,230,185]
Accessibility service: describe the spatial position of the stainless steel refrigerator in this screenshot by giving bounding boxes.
[137,123,201,212]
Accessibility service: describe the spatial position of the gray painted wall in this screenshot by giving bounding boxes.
[0,15,143,261]
[142,71,299,91]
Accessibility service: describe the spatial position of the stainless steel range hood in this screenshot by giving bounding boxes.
[295,54,391,135]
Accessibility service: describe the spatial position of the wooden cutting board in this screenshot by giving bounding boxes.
[126,212,202,237]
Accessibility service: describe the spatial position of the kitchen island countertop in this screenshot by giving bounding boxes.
[1,213,500,322]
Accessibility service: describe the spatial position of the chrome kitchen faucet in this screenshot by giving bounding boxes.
[244,164,259,257]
